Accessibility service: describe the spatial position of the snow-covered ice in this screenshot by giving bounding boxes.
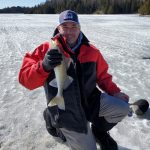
[0,14,150,150]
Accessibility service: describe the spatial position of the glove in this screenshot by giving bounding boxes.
[113,92,129,103]
[42,49,62,72]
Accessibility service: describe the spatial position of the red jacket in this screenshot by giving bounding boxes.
[19,38,120,94]
[19,33,120,132]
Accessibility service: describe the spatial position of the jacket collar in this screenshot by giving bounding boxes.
[52,28,90,56]
[53,28,89,45]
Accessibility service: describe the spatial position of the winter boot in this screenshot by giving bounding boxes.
[92,125,118,150]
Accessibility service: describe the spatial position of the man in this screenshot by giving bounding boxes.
[19,10,129,150]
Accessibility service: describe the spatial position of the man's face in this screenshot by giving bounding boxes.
[58,22,80,47]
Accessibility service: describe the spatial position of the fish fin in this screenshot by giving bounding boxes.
[49,78,57,88]
[48,100,57,107]
[48,96,65,110]
[49,76,73,89]
[63,76,73,89]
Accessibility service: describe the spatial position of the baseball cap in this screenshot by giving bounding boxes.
[59,10,80,25]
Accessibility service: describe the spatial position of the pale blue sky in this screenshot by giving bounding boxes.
[0,0,46,9]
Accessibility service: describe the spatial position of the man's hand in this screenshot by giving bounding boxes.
[113,92,129,103]
[42,49,62,72]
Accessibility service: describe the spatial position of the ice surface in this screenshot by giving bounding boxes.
[0,14,150,150]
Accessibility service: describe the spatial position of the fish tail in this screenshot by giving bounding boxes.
[48,96,65,110]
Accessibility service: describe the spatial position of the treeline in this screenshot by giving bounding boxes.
[0,6,31,13]
[138,0,150,15]
[0,0,150,15]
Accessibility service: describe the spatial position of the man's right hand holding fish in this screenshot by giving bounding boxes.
[42,49,62,72]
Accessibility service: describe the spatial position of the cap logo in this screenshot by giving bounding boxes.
[59,10,79,25]
[64,12,73,20]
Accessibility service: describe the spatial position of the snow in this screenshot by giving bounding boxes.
[0,14,150,150]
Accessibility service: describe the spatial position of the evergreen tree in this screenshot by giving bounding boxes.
[138,0,150,15]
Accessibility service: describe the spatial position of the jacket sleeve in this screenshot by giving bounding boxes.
[18,42,50,90]
[96,51,121,95]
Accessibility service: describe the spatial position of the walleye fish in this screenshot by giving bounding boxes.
[48,39,73,110]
